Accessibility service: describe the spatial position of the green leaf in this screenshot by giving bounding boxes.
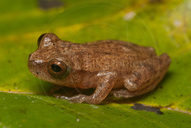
[1,0,191,127]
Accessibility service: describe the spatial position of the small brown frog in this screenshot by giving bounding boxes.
[28,33,171,104]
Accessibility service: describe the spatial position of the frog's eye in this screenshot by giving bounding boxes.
[48,59,68,78]
[37,33,46,47]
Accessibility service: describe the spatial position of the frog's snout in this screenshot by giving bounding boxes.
[28,60,44,76]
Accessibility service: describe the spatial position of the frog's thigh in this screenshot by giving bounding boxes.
[124,66,157,92]
[124,54,169,92]
[111,77,161,98]
[111,64,168,98]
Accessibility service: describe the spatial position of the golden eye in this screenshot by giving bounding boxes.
[37,33,46,47]
[48,59,68,78]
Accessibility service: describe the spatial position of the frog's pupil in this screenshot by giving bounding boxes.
[51,64,61,72]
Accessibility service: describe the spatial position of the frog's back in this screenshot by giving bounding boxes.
[66,40,156,72]
[86,40,156,57]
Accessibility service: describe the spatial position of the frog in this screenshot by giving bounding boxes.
[28,33,171,104]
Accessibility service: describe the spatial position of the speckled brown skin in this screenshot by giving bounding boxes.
[28,33,171,104]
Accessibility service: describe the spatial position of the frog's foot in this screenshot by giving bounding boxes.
[110,89,134,98]
[54,94,88,103]
[54,94,106,104]
[111,83,157,98]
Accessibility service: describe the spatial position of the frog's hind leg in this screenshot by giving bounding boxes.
[110,66,168,98]
[125,53,170,92]
[110,73,163,98]
[111,53,171,98]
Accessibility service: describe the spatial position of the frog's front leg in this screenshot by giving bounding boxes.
[56,71,117,104]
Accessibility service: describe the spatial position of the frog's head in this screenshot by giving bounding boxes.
[28,33,71,85]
